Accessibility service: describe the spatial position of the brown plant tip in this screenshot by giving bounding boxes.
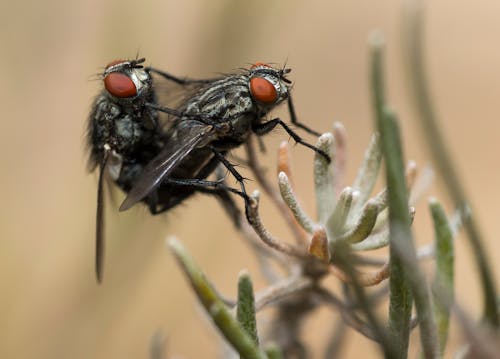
[246,137,309,245]
[308,226,331,262]
[333,122,348,194]
[277,141,294,187]
[405,160,418,189]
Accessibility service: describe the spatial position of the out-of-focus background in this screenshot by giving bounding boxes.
[1,1,499,358]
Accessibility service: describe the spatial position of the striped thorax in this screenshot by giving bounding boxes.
[177,63,291,145]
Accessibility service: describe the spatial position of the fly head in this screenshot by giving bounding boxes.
[87,58,161,171]
[103,58,153,103]
[247,62,291,111]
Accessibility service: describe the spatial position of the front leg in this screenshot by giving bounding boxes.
[287,95,322,136]
[252,118,331,162]
[146,67,220,85]
[145,102,217,126]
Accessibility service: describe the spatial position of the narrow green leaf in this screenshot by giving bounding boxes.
[168,238,268,359]
[326,187,354,239]
[210,302,268,359]
[370,31,413,359]
[371,31,439,358]
[352,207,415,251]
[264,343,283,359]
[383,108,440,359]
[429,198,454,355]
[278,172,315,233]
[314,133,336,224]
[403,2,498,327]
[351,228,389,251]
[237,270,259,345]
[351,133,382,211]
[168,237,220,309]
[336,200,380,244]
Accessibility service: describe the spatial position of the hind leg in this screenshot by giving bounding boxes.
[148,178,242,227]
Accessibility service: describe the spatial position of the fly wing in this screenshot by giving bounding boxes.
[95,151,109,283]
[119,122,216,211]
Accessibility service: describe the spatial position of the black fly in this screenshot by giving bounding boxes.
[88,60,328,283]
[119,62,330,219]
[87,58,216,283]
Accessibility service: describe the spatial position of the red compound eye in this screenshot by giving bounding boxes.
[251,62,271,69]
[105,59,126,69]
[250,77,277,104]
[104,72,137,98]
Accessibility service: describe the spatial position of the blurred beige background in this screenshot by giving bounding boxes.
[0,0,499,358]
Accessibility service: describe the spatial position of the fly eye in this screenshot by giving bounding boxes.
[251,62,271,69]
[105,59,126,70]
[250,77,278,104]
[104,72,137,98]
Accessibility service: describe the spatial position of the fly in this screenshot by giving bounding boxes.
[119,62,330,221]
[87,58,215,283]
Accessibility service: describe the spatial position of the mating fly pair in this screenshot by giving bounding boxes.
[87,58,328,282]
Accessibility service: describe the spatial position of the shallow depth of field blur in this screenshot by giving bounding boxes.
[1,1,499,358]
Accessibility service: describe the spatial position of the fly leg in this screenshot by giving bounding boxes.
[213,165,243,227]
[145,67,220,85]
[151,177,245,226]
[205,185,242,228]
[287,95,322,137]
[147,154,242,226]
[162,178,247,199]
[145,102,217,126]
[252,118,331,162]
[210,147,255,224]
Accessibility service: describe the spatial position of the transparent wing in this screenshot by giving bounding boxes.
[119,122,216,211]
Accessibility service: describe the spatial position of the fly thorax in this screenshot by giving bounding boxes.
[229,114,253,142]
[94,96,121,122]
[115,115,138,141]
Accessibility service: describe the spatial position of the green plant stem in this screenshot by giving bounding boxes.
[237,271,259,345]
[168,238,268,359]
[264,343,283,359]
[429,199,454,356]
[334,244,397,358]
[370,32,413,359]
[402,0,499,327]
[371,32,440,358]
